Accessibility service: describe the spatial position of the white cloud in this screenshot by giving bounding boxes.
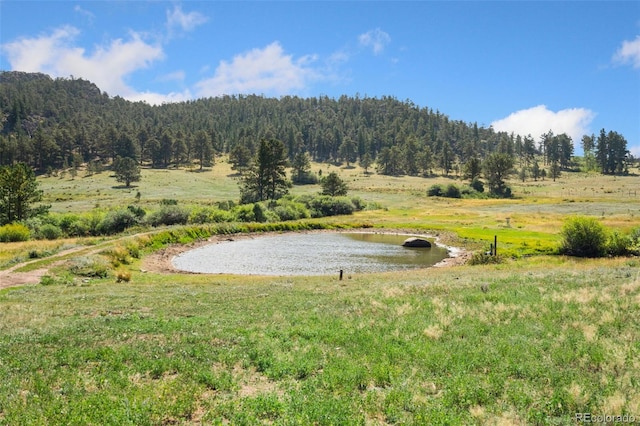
[74,5,95,23]
[1,25,81,72]
[166,5,208,35]
[1,26,164,99]
[195,42,319,98]
[358,28,391,55]
[613,35,640,69]
[491,105,596,143]
[126,89,193,105]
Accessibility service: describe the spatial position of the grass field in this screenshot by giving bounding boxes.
[1,161,639,424]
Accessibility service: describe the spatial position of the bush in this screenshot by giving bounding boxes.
[273,201,309,221]
[69,256,110,278]
[127,205,146,219]
[350,196,367,211]
[105,245,133,267]
[233,204,256,222]
[58,213,80,235]
[189,207,235,224]
[0,223,30,242]
[560,216,607,258]
[38,223,63,240]
[253,203,268,223]
[607,231,632,256]
[444,184,462,198]
[39,275,56,286]
[468,252,504,265]
[98,209,139,234]
[146,205,189,227]
[307,196,355,217]
[427,184,443,197]
[630,227,640,253]
[115,270,132,282]
[470,178,484,193]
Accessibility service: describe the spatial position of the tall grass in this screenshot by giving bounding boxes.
[0,256,638,423]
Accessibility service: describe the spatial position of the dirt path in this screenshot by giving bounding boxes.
[0,245,94,290]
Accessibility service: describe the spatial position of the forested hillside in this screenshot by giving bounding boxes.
[0,71,631,176]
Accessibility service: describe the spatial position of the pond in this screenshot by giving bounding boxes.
[171,232,450,276]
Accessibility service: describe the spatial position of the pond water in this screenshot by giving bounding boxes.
[171,232,450,276]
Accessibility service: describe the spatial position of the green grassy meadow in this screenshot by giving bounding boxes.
[1,161,639,424]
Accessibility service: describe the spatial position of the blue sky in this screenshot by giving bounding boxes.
[1,1,639,155]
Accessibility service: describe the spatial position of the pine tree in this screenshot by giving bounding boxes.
[0,163,49,224]
[240,139,290,203]
[320,172,348,196]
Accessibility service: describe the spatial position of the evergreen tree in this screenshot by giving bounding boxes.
[595,129,629,174]
[0,163,49,224]
[581,134,596,171]
[463,157,482,181]
[113,156,141,187]
[240,139,290,203]
[483,152,513,197]
[320,171,348,196]
[360,152,373,174]
[229,145,253,173]
[291,151,316,184]
[193,130,213,170]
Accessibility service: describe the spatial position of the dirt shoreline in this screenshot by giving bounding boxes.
[142,229,472,275]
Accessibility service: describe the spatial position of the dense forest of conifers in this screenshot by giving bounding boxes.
[0,71,632,176]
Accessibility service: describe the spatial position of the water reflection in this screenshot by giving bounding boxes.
[172,232,449,276]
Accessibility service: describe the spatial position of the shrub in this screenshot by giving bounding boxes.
[470,178,484,193]
[233,204,256,222]
[189,207,235,224]
[629,227,640,253]
[350,196,367,211]
[253,203,268,223]
[69,256,110,278]
[468,252,504,265]
[559,216,607,258]
[73,211,104,236]
[127,205,146,219]
[444,184,462,198]
[105,245,133,267]
[273,202,309,221]
[307,196,355,217]
[39,275,56,286]
[98,209,139,234]
[146,205,189,227]
[58,213,80,235]
[115,270,132,283]
[607,231,632,256]
[0,223,30,242]
[37,223,63,240]
[217,200,236,211]
[427,184,443,197]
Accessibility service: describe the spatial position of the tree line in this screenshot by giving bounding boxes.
[0,71,633,178]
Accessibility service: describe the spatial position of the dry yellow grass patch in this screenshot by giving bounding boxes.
[382,286,407,298]
[486,409,526,425]
[395,302,413,316]
[423,324,443,340]
[234,363,281,398]
[469,405,486,419]
[601,390,626,414]
[567,382,590,406]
